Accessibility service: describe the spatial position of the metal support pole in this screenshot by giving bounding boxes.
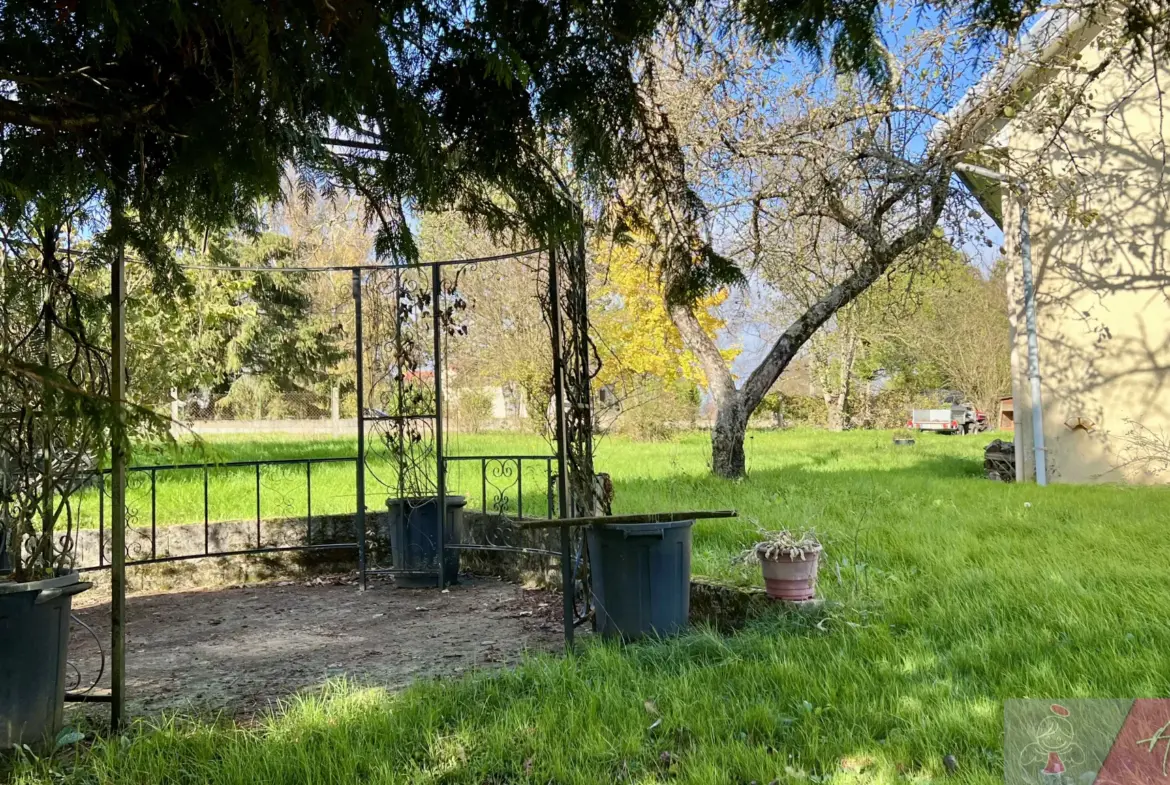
[41,259,53,560]
[202,466,210,553]
[0,244,9,576]
[574,225,595,509]
[110,226,127,731]
[1017,187,1048,486]
[98,482,104,567]
[572,226,594,621]
[255,463,262,548]
[150,469,157,560]
[548,245,574,649]
[352,270,368,590]
[431,263,447,589]
[954,162,1047,485]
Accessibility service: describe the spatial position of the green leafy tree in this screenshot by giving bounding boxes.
[866,256,1012,418]
[126,234,346,407]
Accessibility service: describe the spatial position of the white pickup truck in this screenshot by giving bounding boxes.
[908,404,988,435]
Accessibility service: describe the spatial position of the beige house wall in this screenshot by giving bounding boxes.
[1001,34,1170,483]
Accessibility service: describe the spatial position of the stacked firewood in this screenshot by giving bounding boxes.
[984,439,1015,482]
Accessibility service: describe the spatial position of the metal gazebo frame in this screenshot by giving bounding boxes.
[102,228,598,728]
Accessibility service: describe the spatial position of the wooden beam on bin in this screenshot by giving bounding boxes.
[517,510,737,530]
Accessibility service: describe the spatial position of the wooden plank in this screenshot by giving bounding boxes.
[517,510,737,530]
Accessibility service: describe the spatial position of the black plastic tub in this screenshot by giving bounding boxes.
[0,571,91,749]
[385,496,467,587]
[587,520,693,640]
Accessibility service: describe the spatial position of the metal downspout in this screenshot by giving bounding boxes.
[955,162,1047,485]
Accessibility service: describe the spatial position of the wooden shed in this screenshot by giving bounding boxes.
[998,396,1014,431]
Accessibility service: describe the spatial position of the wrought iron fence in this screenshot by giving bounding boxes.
[73,454,558,572]
[77,456,359,571]
[443,455,557,520]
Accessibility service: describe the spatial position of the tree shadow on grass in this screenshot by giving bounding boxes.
[50,441,1170,785]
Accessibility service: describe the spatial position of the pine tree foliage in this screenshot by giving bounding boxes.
[3,0,1134,262]
[0,0,678,259]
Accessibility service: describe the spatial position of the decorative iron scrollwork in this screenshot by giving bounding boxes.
[485,458,519,518]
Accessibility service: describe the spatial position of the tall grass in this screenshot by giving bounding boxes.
[14,429,1170,784]
[74,432,561,529]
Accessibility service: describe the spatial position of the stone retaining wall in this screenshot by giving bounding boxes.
[75,513,359,594]
[75,511,788,631]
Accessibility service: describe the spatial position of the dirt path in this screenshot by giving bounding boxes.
[69,575,565,718]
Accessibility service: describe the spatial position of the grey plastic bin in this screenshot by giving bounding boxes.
[385,495,466,587]
[1,572,91,748]
[587,520,693,640]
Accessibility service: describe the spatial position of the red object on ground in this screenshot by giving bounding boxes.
[1097,698,1170,784]
[1043,752,1066,774]
[1051,704,1070,717]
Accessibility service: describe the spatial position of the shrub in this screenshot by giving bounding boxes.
[611,378,699,441]
[759,393,828,429]
[454,388,495,433]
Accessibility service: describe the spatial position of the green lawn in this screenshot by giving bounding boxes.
[77,432,564,530]
[17,429,1170,784]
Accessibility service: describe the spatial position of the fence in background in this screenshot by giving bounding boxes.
[163,383,543,437]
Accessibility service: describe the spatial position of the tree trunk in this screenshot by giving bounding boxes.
[861,377,874,428]
[825,393,846,431]
[711,392,749,478]
[667,302,753,477]
[661,166,949,476]
[823,326,857,431]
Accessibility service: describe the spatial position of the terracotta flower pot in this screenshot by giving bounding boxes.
[759,547,821,601]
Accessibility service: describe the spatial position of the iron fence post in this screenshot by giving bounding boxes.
[255,463,262,548]
[548,244,574,650]
[98,481,105,567]
[150,468,157,560]
[306,461,313,543]
[109,220,127,731]
[353,269,368,590]
[432,262,447,589]
[203,466,209,554]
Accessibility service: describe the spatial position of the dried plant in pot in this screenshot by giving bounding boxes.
[892,427,916,447]
[741,530,822,601]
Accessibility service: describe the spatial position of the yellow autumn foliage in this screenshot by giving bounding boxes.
[592,241,738,389]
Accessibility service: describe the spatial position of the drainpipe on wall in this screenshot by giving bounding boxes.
[955,162,1048,486]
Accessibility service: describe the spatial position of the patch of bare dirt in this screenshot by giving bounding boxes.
[68,574,566,718]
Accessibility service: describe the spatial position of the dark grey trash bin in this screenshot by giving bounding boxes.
[385,496,466,588]
[1,572,91,749]
[587,520,693,640]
